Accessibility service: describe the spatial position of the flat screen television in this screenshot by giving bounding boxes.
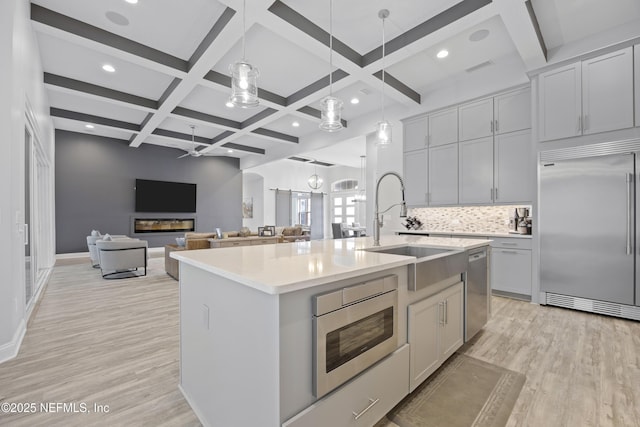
[135,179,197,213]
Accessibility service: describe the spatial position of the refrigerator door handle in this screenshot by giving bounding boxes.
[627,173,633,255]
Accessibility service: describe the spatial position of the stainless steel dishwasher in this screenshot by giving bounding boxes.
[465,247,490,341]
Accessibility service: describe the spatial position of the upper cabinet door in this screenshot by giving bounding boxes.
[634,45,639,127]
[403,117,428,152]
[538,62,582,142]
[404,150,428,207]
[494,88,531,135]
[494,130,533,203]
[428,144,458,206]
[458,98,493,142]
[459,136,494,204]
[428,108,458,147]
[582,47,634,135]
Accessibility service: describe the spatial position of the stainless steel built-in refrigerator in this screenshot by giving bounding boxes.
[540,151,640,320]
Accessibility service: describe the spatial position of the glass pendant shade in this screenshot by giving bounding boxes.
[308,174,323,190]
[229,60,259,108]
[376,120,392,145]
[319,96,343,132]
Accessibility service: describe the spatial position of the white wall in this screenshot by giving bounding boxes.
[242,172,264,230]
[0,0,55,362]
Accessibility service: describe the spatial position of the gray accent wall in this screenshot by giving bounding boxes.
[55,130,242,253]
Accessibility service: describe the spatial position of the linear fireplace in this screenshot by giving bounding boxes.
[133,218,196,234]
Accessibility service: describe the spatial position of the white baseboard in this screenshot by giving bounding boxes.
[179,384,212,427]
[0,319,26,364]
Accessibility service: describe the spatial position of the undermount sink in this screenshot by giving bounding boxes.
[365,245,468,292]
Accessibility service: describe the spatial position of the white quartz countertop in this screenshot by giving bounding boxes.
[396,229,532,239]
[171,235,489,295]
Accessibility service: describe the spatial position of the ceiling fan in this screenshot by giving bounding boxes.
[177,125,203,159]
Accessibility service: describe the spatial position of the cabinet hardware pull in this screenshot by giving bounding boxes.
[490,188,494,200]
[577,116,581,134]
[444,300,448,324]
[627,173,632,255]
[500,250,518,254]
[502,242,518,246]
[353,398,380,420]
[438,302,445,325]
[424,135,428,146]
[584,114,588,131]
[490,120,494,133]
[494,187,498,200]
[495,119,499,133]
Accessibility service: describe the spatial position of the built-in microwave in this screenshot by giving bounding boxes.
[312,275,398,398]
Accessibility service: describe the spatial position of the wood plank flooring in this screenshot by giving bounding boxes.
[2,256,640,426]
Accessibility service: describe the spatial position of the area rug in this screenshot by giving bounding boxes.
[386,353,525,427]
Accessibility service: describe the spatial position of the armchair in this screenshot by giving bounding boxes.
[86,233,128,267]
[96,238,148,279]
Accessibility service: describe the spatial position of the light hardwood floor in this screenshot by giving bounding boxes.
[2,257,640,426]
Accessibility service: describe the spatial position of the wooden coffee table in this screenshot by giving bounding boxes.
[165,244,186,280]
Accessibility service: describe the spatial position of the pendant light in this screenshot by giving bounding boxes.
[376,9,392,145]
[319,0,343,132]
[228,0,259,108]
[307,160,324,190]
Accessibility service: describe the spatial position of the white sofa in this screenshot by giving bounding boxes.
[95,238,148,279]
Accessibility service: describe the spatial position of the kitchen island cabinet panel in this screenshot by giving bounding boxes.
[459,136,494,204]
[408,281,463,392]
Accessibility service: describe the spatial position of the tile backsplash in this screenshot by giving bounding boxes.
[408,205,532,234]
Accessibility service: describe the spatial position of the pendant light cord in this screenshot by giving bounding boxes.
[242,0,246,61]
[328,0,334,96]
[381,14,386,121]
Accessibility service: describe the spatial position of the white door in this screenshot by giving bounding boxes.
[428,144,458,205]
[494,130,533,203]
[458,98,493,142]
[494,88,531,134]
[428,107,458,147]
[404,150,428,206]
[459,136,494,204]
[582,47,634,135]
[538,62,582,141]
[403,117,428,152]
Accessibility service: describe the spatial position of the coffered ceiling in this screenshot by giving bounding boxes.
[30,0,640,168]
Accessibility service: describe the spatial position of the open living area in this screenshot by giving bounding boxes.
[2,1,640,426]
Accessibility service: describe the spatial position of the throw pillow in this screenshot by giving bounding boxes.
[91,230,101,237]
[102,234,112,241]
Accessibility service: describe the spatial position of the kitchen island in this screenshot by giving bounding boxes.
[172,235,489,427]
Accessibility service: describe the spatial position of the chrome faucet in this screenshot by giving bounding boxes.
[373,171,408,246]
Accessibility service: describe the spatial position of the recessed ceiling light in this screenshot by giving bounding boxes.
[105,11,129,26]
[85,124,95,129]
[102,64,116,73]
[469,29,490,42]
[227,149,234,153]
[225,101,234,108]
[350,98,360,105]
[125,0,138,4]
[292,121,300,127]
[436,50,449,59]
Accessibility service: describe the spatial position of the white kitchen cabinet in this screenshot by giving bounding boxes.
[634,44,639,127]
[459,136,494,204]
[408,282,463,392]
[428,107,458,147]
[403,117,428,152]
[494,130,533,203]
[283,345,409,427]
[494,87,531,135]
[582,47,634,135]
[458,98,493,142]
[404,150,428,206]
[538,62,582,141]
[428,143,458,205]
[490,238,532,297]
[538,47,633,141]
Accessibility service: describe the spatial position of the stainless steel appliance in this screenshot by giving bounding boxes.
[540,150,640,320]
[313,275,398,398]
[465,247,490,341]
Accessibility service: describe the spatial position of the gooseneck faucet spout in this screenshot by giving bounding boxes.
[373,171,407,246]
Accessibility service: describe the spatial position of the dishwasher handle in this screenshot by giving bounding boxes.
[468,250,487,262]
